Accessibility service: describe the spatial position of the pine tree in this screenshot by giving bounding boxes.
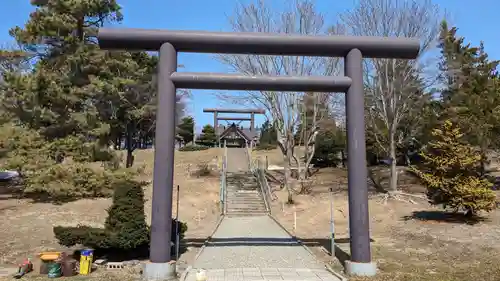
[411,121,496,216]
[177,116,195,145]
[198,124,217,146]
[259,120,277,145]
[438,21,500,173]
[0,0,153,200]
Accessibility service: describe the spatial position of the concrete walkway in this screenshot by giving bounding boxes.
[182,148,342,281]
[184,216,343,281]
[226,148,250,173]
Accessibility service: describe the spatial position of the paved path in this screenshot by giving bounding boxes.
[184,216,342,281]
[226,148,250,173]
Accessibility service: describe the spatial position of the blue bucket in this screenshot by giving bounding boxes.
[80,249,94,257]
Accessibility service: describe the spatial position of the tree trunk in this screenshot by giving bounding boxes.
[388,130,398,192]
[480,147,487,177]
[125,123,135,168]
[284,150,294,204]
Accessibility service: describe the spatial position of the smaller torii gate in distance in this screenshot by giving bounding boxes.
[203,108,265,146]
[203,108,265,132]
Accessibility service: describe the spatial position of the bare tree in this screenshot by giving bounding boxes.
[295,92,331,193]
[337,0,444,195]
[218,0,342,203]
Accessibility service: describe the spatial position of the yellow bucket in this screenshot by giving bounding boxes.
[79,250,93,275]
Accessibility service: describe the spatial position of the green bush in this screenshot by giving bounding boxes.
[53,225,110,248]
[0,123,135,202]
[255,143,276,151]
[311,130,345,168]
[54,179,188,254]
[181,144,210,151]
[179,144,209,151]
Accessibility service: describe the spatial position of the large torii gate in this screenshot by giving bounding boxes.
[97,27,419,279]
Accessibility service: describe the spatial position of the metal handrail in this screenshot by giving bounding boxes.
[253,157,275,213]
[220,144,228,215]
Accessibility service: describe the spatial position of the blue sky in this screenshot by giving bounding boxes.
[1,0,499,132]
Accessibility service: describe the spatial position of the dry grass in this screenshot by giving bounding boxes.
[0,148,222,267]
[259,149,500,281]
[3,147,500,281]
[0,271,140,281]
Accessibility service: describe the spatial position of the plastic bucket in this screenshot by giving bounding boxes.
[79,249,93,275]
[80,249,94,257]
[47,262,61,278]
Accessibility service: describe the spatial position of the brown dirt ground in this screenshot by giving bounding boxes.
[259,148,500,281]
[0,148,222,269]
[3,147,500,281]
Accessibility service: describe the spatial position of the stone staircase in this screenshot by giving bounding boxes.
[225,172,268,216]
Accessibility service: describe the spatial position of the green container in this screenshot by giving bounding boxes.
[47,262,61,278]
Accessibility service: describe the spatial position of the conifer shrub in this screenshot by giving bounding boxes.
[54,179,188,256]
[411,121,497,216]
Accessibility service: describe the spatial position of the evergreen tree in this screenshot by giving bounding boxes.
[0,0,148,200]
[103,181,150,250]
[259,120,277,145]
[198,124,217,146]
[311,128,346,168]
[177,116,195,145]
[411,121,496,216]
[438,21,500,173]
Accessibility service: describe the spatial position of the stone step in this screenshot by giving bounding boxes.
[226,187,259,190]
[226,186,259,189]
[227,201,264,205]
[226,202,266,207]
[227,190,261,194]
[226,198,264,202]
[226,192,265,197]
[227,197,264,201]
[226,192,262,197]
[227,207,267,212]
[226,185,259,188]
[225,212,269,216]
[227,207,267,211]
[226,199,265,204]
[226,192,261,196]
[226,193,261,197]
[226,197,263,202]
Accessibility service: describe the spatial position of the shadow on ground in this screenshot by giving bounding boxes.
[185,237,376,267]
[71,242,189,262]
[402,210,488,225]
[298,237,376,266]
